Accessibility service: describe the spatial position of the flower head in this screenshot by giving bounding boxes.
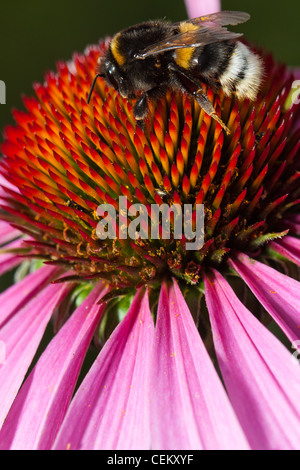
[0,0,300,450]
[1,40,298,289]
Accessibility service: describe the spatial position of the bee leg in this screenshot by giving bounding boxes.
[168,63,230,135]
[134,93,148,120]
[193,89,231,135]
[133,86,166,126]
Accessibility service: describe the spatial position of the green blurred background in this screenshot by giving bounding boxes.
[0,0,299,133]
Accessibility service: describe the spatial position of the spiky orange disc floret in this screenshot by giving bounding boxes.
[0,40,299,287]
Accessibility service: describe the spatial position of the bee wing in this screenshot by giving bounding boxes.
[135,11,249,59]
[186,10,250,27]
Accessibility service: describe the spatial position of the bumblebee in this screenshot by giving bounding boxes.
[88,11,263,134]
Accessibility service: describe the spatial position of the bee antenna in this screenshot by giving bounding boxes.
[87,73,104,104]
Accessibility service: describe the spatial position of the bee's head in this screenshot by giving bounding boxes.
[88,41,136,104]
[87,45,131,104]
[100,54,123,92]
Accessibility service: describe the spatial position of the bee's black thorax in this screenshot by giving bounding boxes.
[105,21,176,98]
[114,21,174,61]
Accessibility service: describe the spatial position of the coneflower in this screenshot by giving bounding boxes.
[0,0,299,450]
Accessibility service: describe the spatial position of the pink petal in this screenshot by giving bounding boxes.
[185,0,221,18]
[270,236,300,266]
[0,265,60,327]
[0,221,20,245]
[282,216,300,235]
[0,282,108,450]
[0,280,71,428]
[0,255,20,277]
[205,270,300,449]
[230,253,300,342]
[285,213,300,225]
[0,174,19,197]
[0,341,5,365]
[150,280,249,450]
[53,289,154,450]
[0,239,24,277]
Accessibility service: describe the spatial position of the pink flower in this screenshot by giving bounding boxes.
[185,0,221,18]
[0,0,299,450]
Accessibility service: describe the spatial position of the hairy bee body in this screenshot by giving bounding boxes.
[88,12,263,133]
[218,41,263,101]
[105,21,175,99]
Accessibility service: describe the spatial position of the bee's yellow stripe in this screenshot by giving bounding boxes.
[174,47,195,69]
[175,22,198,69]
[110,33,126,67]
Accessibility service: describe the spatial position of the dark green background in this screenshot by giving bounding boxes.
[0,0,299,133]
